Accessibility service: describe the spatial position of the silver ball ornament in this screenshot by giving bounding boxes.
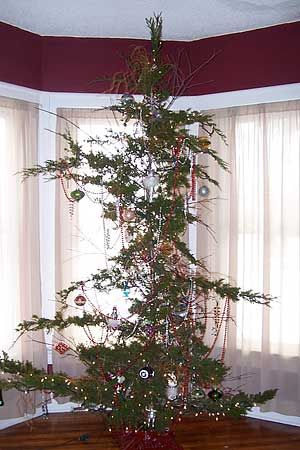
[199,185,210,197]
[121,93,135,104]
[143,170,159,190]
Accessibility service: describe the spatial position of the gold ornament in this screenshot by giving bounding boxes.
[159,241,173,256]
[198,136,211,149]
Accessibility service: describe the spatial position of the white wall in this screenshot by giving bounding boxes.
[1,80,300,429]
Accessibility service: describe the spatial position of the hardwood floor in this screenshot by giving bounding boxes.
[0,412,300,450]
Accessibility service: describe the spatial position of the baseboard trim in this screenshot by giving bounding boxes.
[247,407,300,427]
[0,408,43,430]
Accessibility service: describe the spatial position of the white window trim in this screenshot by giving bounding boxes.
[1,80,300,429]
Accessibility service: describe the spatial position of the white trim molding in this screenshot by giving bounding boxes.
[1,81,300,110]
[175,82,300,110]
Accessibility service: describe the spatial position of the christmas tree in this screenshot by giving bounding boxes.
[0,14,276,450]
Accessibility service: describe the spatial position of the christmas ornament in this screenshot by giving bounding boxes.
[122,208,135,222]
[167,373,178,387]
[74,294,87,306]
[123,281,130,298]
[143,170,159,190]
[139,366,155,380]
[167,373,178,401]
[0,389,4,407]
[159,241,173,256]
[190,387,206,401]
[198,136,211,148]
[172,304,188,319]
[151,108,163,121]
[107,306,121,330]
[143,170,159,202]
[70,189,85,201]
[208,388,223,401]
[198,185,210,197]
[145,405,157,428]
[54,342,70,355]
[121,93,135,104]
[117,374,126,384]
[171,397,185,408]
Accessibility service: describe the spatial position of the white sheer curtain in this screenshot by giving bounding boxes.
[0,96,45,419]
[199,100,300,416]
[54,108,129,376]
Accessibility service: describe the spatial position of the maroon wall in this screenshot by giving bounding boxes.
[0,22,42,90]
[1,20,300,95]
[40,36,152,93]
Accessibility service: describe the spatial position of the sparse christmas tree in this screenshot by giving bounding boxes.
[0,15,276,450]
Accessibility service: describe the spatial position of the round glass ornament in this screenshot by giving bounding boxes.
[208,388,223,401]
[70,189,85,201]
[143,170,160,190]
[74,294,87,306]
[139,366,155,380]
[198,185,210,197]
[121,93,135,104]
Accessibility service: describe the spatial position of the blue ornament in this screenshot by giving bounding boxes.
[123,281,130,298]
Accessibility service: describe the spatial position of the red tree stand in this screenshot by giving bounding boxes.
[113,430,184,450]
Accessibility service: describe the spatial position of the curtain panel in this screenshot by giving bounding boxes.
[0,96,45,419]
[54,108,124,376]
[199,100,300,416]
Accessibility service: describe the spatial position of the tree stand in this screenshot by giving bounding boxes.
[113,430,184,450]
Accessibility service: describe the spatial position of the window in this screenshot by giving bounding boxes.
[203,100,300,415]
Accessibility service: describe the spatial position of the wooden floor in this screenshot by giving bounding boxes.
[0,412,300,450]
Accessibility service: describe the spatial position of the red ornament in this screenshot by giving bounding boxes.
[54,342,70,355]
[74,294,87,306]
